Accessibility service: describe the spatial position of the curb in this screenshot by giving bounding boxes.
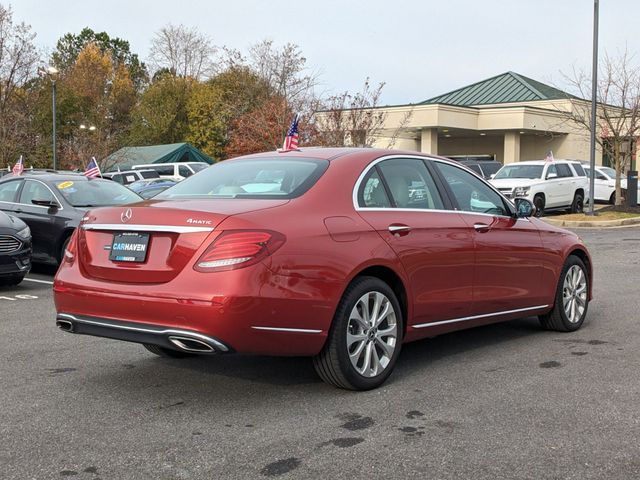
[542,216,640,228]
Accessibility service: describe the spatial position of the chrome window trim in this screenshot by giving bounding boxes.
[251,326,322,334]
[57,313,228,352]
[1,178,65,211]
[411,304,549,329]
[81,223,214,233]
[352,154,516,218]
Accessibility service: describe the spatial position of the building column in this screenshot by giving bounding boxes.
[420,128,438,155]
[503,132,521,164]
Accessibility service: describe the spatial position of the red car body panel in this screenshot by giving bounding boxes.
[54,148,593,356]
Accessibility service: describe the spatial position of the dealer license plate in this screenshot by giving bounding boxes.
[109,232,150,263]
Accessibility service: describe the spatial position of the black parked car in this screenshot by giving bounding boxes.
[0,210,32,286]
[0,172,142,264]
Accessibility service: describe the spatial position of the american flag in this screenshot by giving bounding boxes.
[12,155,24,176]
[84,157,101,178]
[544,150,555,163]
[282,114,300,151]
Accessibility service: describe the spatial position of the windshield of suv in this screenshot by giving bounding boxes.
[494,165,544,180]
[157,158,329,199]
[55,179,142,207]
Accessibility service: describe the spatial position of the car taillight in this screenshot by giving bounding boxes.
[194,230,285,272]
[63,228,79,263]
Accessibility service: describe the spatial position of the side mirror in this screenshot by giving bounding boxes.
[514,198,536,218]
[32,198,60,209]
[489,174,496,180]
[547,172,558,179]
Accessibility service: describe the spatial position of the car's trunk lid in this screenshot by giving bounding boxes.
[78,199,288,283]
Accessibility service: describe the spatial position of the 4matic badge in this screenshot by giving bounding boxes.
[186,218,212,225]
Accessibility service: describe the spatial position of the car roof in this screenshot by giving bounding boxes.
[505,160,573,166]
[0,171,93,182]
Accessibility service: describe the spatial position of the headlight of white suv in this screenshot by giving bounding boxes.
[15,226,31,239]
[513,186,531,197]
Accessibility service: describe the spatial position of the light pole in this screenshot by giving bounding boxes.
[587,0,599,216]
[39,66,59,170]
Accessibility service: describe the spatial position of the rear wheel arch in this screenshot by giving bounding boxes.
[345,265,409,335]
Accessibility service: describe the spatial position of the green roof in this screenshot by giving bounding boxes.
[421,71,574,106]
[104,143,214,172]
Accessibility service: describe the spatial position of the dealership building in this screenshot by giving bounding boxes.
[374,71,632,167]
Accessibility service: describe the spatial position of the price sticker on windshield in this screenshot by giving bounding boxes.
[57,181,74,189]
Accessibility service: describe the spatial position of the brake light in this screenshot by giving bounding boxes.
[63,228,79,264]
[194,230,285,272]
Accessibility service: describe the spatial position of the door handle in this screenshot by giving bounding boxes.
[388,224,411,236]
[473,223,491,233]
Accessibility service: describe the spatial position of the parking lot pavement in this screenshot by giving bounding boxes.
[1,228,639,480]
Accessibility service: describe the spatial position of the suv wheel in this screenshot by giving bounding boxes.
[313,276,403,390]
[571,192,584,213]
[533,194,545,217]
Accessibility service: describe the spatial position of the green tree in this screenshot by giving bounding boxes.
[52,27,148,90]
[129,76,193,145]
[185,82,226,159]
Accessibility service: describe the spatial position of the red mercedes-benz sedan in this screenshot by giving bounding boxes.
[54,149,592,390]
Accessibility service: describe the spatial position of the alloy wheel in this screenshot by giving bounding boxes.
[562,265,587,323]
[346,291,398,377]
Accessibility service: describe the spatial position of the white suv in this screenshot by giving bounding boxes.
[132,162,209,182]
[490,160,589,216]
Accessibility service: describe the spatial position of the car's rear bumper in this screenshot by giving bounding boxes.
[53,261,343,356]
[56,313,231,354]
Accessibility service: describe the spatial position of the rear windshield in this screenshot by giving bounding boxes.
[140,170,160,179]
[494,165,544,179]
[54,179,142,207]
[480,162,502,176]
[157,158,328,199]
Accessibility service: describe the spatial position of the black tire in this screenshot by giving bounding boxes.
[609,192,616,205]
[0,274,26,286]
[539,255,589,332]
[571,192,584,213]
[313,276,403,390]
[533,194,545,217]
[143,344,195,358]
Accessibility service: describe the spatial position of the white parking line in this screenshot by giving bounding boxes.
[23,278,54,285]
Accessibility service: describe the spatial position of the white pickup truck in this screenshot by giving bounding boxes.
[490,160,590,216]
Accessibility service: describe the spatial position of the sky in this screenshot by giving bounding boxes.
[10,0,640,105]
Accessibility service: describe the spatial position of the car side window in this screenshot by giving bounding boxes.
[556,164,573,178]
[358,168,391,208]
[153,165,175,176]
[434,162,509,216]
[178,165,193,178]
[377,158,444,210]
[0,180,23,203]
[19,180,55,205]
[546,164,558,179]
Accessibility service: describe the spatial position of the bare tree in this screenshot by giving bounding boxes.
[148,24,216,80]
[313,78,412,148]
[0,4,39,166]
[559,48,640,206]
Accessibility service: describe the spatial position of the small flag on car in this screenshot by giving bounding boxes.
[281,114,300,151]
[84,157,101,178]
[544,150,555,163]
[12,155,24,176]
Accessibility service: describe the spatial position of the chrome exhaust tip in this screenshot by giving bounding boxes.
[168,336,215,353]
[56,319,74,332]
